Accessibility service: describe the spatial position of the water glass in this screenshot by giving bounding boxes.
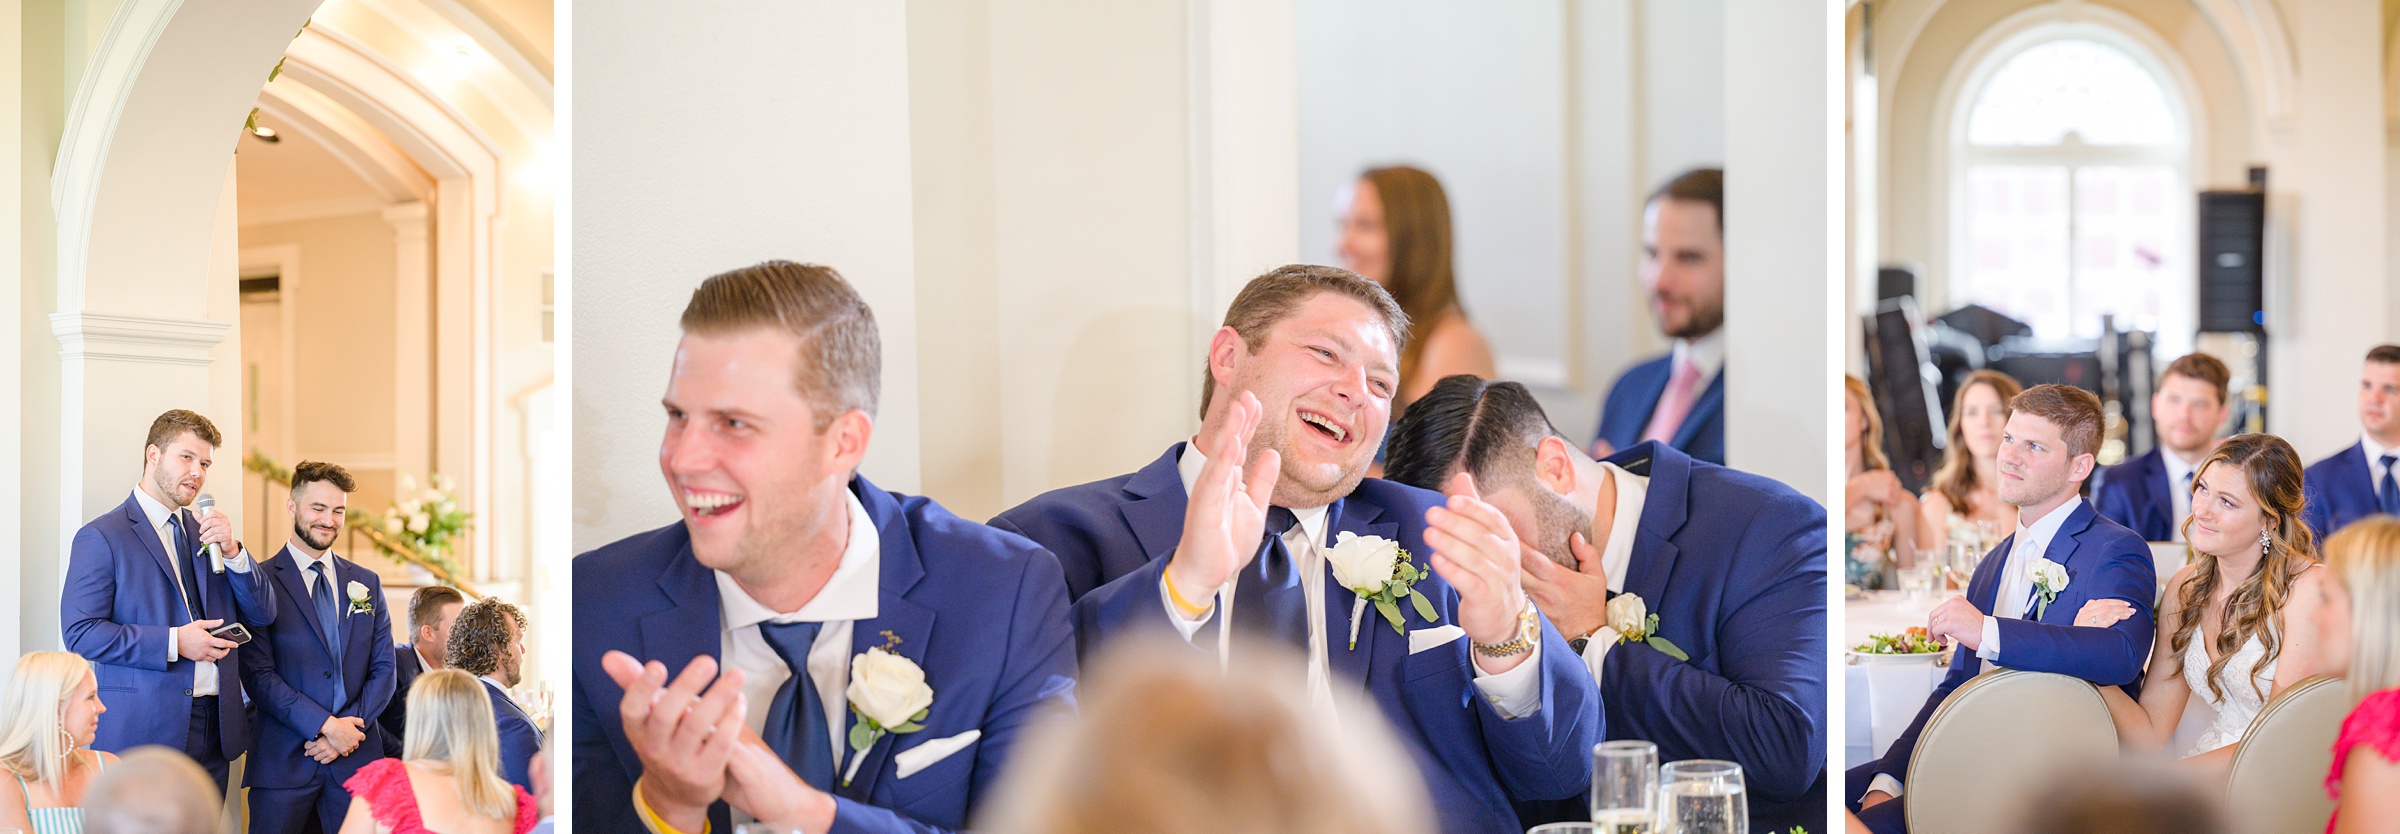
[1529,825,1598,834]
[1897,562,1937,602]
[1947,541,1982,590]
[1658,759,1746,834]
[1591,740,1659,833]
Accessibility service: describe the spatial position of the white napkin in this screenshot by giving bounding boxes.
[893,729,980,779]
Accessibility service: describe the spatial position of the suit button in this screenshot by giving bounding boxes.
[183,689,192,697]
[323,672,332,678]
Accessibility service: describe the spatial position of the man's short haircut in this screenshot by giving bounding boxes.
[144,409,221,453]
[2367,344,2400,366]
[2160,353,2231,406]
[2011,384,2105,460]
[409,585,467,635]
[289,460,357,496]
[1382,375,1565,493]
[1647,167,1724,234]
[445,597,526,678]
[679,260,881,429]
[1198,264,1411,419]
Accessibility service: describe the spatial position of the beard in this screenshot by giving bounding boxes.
[152,468,193,508]
[292,518,338,552]
[1532,487,1596,569]
[1663,293,1726,340]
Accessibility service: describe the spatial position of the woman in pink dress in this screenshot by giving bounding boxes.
[2317,516,2400,833]
[338,669,537,834]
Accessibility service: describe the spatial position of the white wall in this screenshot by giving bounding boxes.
[571,1,923,551]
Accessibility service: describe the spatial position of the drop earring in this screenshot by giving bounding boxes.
[2260,530,2273,557]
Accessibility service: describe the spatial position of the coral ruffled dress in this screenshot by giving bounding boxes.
[343,758,538,834]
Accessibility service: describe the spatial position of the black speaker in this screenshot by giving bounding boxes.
[2197,191,2265,332]
[1877,264,1917,302]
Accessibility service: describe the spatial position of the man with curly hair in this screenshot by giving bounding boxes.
[448,597,541,793]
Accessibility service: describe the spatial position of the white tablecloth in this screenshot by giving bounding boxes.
[1843,591,1951,765]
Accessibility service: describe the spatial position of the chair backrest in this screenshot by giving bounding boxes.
[2225,675,2346,833]
[1905,669,2119,834]
[2148,542,2188,607]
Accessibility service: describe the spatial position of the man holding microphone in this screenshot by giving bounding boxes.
[62,409,279,793]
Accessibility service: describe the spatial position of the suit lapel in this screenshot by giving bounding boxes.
[1616,444,1689,605]
[1668,373,1725,452]
[1323,497,1396,688]
[1118,443,1191,563]
[840,477,933,802]
[2037,506,2102,623]
[636,536,723,688]
[121,499,180,604]
[336,557,374,670]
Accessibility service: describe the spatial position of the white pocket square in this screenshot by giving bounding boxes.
[894,729,981,779]
[1407,624,1465,655]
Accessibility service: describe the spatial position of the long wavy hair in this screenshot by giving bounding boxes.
[1845,375,1890,473]
[1926,370,2023,512]
[1359,165,1464,397]
[2170,433,2319,702]
[0,652,95,788]
[404,669,517,820]
[2325,517,2400,703]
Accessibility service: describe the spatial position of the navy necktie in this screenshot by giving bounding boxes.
[172,513,206,620]
[310,562,347,696]
[1234,507,1307,644]
[2380,454,2400,516]
[759,621,836,789]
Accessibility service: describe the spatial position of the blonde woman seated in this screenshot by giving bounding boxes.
[0,652,117,834]
[338,669,536,834]
[1845,375,1919,572]
[2074,434,2330,775]
[2315,516,2400,833]
[1916,370,2022,555]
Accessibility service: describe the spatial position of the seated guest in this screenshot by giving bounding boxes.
[573,261,1077,834]
[82,747,218,834]
[337,669,537,834]
[1592,168,1726,464]
[980,634,1432,834]
[1383,376,1827,831]
[1333,165,1495,410]
[446,598,538,794]
[1846,375,1920,575]
[2316,516,2400,832]
[2305,344,2400,538]
[2072,434,2331,775]
[0,652,121,834]
[995,265,1598,834]
[1916,370,2022,553]
[1847,384,2158,834]
[383,585,466,757]
[2093,353,2232,542]
[243,460,399,834]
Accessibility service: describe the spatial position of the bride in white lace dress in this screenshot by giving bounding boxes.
[2074,434,2333,774]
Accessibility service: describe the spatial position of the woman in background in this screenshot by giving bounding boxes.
[1846,374,1919,579]
[1916,369,2022,555]
[339,669,534,834]
[0,651,117,834]
[2316,516,2400,832]
[1335,165,1495,410]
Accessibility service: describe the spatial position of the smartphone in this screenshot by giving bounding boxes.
[208,622,253,646]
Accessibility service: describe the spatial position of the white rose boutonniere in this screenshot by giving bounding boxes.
[842,635,932,786]
[2029,557,2071,618]
[1604,593,1689,661]
[1326,531,1439,649]
[345,581,373,615]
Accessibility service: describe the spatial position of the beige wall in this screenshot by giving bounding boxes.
[240,213,402,460]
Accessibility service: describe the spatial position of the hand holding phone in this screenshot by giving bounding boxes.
[207,622,253,646]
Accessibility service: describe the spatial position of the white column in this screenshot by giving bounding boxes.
[1,0,23,663]
[1722,0,1833,503]
[2272,0,2388,456]
[383,201,432,485]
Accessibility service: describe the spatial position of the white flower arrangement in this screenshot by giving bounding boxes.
[843,638,933,786]
[2029,557,2070,618]
[1325,532,1438,649]
[346,580,373,615]
[1605,593,1688,661]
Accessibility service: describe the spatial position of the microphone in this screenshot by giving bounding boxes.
[195,494,225,574]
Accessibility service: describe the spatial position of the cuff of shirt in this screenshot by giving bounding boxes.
[167,626,180,663]
[1471,641,1544,719]
[1581,627,1619,687]
[223,546,255,572]
[1866,773,1905,800]
[1976,615,2002,662]
[1159,575,1217,642]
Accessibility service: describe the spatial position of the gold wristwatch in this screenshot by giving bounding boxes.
[1471,596,1540,658]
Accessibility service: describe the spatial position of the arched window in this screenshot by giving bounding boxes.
[1953,34,2191,348]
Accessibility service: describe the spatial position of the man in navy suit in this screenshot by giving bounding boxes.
[449,597,540,793]
[2093,353,2231,542]
[1592,168,1726,464]
[242,461,398,834]
[379,585,464,758]
[1384,376,1827,832]
[61,409,279,793]
[994,265,1597,834]
[1847,385,2157,834]
[573,261,1077,834]
[2303,344,2400,538]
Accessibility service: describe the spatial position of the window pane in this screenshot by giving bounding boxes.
[1967,40,2175,146]
[1961,165,2072,338]
[2072,165,2179,338]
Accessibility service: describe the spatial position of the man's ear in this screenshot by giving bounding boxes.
[2069,452,2097,484]
[1533,435,1579,497]
[1207,326,1244,388]
[828,409,876,471]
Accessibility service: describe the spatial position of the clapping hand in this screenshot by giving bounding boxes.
[721,726,836,832]
[1427,473,1535,673]
[1520,531,1607,641]
[1164,391,1279,613]
[601,651,746,834]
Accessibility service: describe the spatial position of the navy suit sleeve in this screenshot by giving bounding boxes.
[1603,504,1828,801]
[1069,553,1193,663]
[499,710,540,793]
[61,527,171,671]
[572,669,643,834]
[346,585,398,721]
[1989,550,2157,687]
[1470,610,1602,803]
[2091,470,2134,535]
[231,547,279,627]
[239,605,340,741]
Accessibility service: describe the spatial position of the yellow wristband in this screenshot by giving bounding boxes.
[1163,569,1213,617]
[632,777,709,834]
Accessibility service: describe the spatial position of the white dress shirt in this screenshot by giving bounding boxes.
[717,489,879,788]
[1570,462,1651,685]
[2161,449,2199,544]
[287,544,340,606]
[132,486,255,697]
[2362,433,2397,498]
[1870,495,2083,800]
[1159,442,1544,718]
[1670,331,1727,386]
